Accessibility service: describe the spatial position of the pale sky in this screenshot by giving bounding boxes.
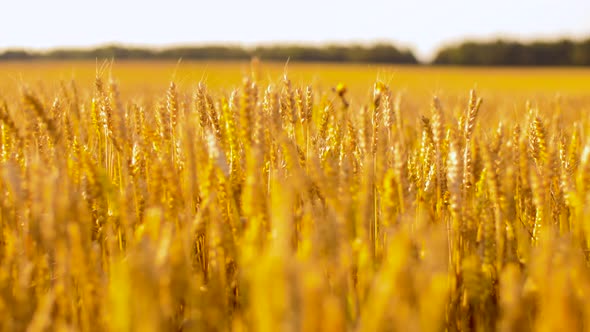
[2,0,590,60]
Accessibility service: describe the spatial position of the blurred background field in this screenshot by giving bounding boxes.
[3,61,590,96]
[3,60,590,124]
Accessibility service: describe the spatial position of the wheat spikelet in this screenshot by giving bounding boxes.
[222,93,242,196]
[0,101,23,162]
[108,79,128,143]
[102,88,123,154]
[529,114,548,169]
[0,101,18,137]
[239,77,254,146]
[303,85,313,125]
[382,90,393,132]
[294,87,304,125]
[462,91,482,204]
[166,81,179,130]
[195,82,211,131]
[529,162,544,242]
[281,75,296,132]
[371,82,386,156]
[318,102,331,142]
[464,90,482,140]
[23,92,61,144]
[156,100,172,142]
[206,95,222,141]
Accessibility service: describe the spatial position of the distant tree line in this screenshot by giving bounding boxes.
[433,39,590,66]
[0,44,418,64]
[3,39,590,65]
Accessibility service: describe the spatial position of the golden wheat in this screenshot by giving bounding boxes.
[0,63,590,331]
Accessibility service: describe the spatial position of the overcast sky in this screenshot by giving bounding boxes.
[2,0,589,60]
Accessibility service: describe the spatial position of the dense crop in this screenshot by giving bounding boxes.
[1,62,590,331]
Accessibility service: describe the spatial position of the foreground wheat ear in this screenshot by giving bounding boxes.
[1,68,590,332]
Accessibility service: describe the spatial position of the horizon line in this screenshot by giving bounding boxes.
[2,33,590,62]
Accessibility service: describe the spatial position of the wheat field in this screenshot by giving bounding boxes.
[1,61,590,331]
